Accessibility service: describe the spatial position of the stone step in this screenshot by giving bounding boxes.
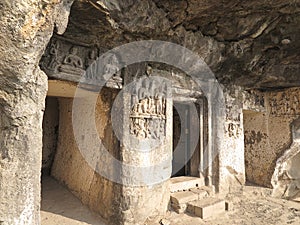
[187,197,226,219]
[170,186,213,214]
[189,188,210,199]
[170,176,205,193]
[170,191,198,213]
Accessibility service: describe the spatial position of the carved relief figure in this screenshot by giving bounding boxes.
[129,77,168,140]
[148,98,156,114]
[58,47,84,75]
[138,79,150,99]
[46,40,60,73]
[85,48,98,69]
[155,90,165,115]
[103,53,123,89]
[137,119,148,139]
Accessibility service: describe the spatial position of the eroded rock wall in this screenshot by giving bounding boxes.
[0,0,73,224]
[53,0,300,89]
[244,87,300,187]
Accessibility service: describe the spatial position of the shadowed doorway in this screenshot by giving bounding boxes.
[172,101,204,178]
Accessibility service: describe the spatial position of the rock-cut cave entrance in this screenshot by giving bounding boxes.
[171,100,207,181]
[40,81,107,224]
[172,102,192,177]
[170,98,209,192]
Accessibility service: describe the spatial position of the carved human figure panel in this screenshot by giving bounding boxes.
[41,38,123,89]
[64,47,83,68]
[47,40,60,72]
[85,48,98,69]
[102,53,123,89]
[129,77,168,140]
[58,46,84,75]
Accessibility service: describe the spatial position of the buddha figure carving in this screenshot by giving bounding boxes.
[58,46,84,75]
[103,53,123,89]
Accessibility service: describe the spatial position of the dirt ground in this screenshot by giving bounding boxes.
[156,185,300,225]
[41,177,300,225]
[41,176,106,225]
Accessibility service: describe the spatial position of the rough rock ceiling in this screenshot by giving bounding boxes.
[55,0,300,89]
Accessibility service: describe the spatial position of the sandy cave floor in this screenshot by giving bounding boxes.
[41,176,106,225]
[41,176,300,225]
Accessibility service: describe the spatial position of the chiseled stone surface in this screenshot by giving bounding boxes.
[272,118,300,200]
[216,86,247,194]
[51,90,122,224]
[149,186,300,225]
[170,176,205,193]
[189,188,210,199]
[1,0,300,225]
[187,198,225,219]
[119,72,172,225]
[170,191,198,205]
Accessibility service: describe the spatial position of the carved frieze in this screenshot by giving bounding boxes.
[46,39,60,73]
[268,89,300,116]
[129,77,168,140]
[40,37,123,89]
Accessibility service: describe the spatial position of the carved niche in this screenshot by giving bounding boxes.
[46,39,60,73]
[40,37,123,89]
[129,77,168,140]
[40,38,88,80]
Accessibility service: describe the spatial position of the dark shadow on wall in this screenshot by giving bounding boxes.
[42,97,59,176]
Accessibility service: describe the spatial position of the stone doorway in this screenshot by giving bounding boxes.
[40,80,122,223]
[172,102,191,177]
[172,100,204,179]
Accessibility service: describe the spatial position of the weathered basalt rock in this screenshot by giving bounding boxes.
[1,0,300,224]
[0,0,74,224]
[57,0,300,89]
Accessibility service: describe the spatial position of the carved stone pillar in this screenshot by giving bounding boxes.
[118,66,172,224]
